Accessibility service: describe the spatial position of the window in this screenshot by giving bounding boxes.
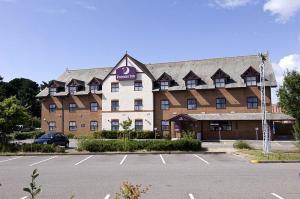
[69,103,76,112]
[246,76,257,86]
[160,81,169,90]
[209,121,232,131]
[134,99,143,110]
[48,121,56,131]
[215,78,225,88]
[69,86,77,95]
[186,79,197,89]
[111,83,119,92]
[90,102,98,112]
[90,121,98,131]
[49,104,56,112]
[69,121,77,131]
[90,85,99,93]
[161,120,169,131]
[216,98,226,109]
[187,98,197,110]
[160,100,170,110]
[111,119,119,131]
[49,87,56,96]
[111,100,119,111]
[247,97,258,109]
[135,120,143,130]
[134,81,143,91]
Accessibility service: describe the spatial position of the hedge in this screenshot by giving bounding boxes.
[0,143,65,153]
[93,130,154,139]
[14,131,45,140]
[78,139,202,152]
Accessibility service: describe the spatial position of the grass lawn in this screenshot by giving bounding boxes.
[238,149,300,161]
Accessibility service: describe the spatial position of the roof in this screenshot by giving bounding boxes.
[37,53,277,97]
[185,113,295,121]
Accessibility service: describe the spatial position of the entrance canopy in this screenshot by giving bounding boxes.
[169,114,197,122]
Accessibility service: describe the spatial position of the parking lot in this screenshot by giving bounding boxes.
[0,154,299,199]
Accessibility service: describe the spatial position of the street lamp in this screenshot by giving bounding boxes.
[218,127,222,141]
[255,127,259,140]
[154,127,157,139]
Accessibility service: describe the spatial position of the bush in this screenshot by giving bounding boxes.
[78,138,202,152]
[93,130,155,139]
[14,131,44,140]
[66,133,75,139]
[0,143,65,153]
[233,140,253,150]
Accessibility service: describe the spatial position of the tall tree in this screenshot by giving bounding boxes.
[0,76,8,101]
[278,70,300,140]
[7,78,41,117]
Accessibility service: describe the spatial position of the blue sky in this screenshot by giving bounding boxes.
[1,0,300,101]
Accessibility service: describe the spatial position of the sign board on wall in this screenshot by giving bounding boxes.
[116,66,137,81]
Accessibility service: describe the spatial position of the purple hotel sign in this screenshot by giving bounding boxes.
[116,66,137,81]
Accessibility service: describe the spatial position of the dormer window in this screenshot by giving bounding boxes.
[246,76,257,86]
[186,79,197,89]
[67,79,85,95]
[183,70,201,89]
[241,66,260,87]
[88,77,102,94]
[215,78,225,88]
[49,87,57,96]
[90,85,99,94]
[69,86,77,95]
[211,69,230,88]
[160,81,169,90]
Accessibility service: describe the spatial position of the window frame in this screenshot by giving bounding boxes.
[111,119,119,131]
[49,104,56,112]
[135,119,143,131]
[49,87,57,96]
[69,103,77,112]
[111,100,119,111]
[48,121,56,131]
[160,81,169,91]
[209,121,232,131]
[161,120,169,131]
[69,121,77,131]
[246,76,257,86]
[90,121,98,131]
[216,98,226,109]
[90,102,98,112]
[187,98,197,110]
[134,99,143,111]
[247,96,258,109]
[215,78,225,88]
[134,81,143,91]
[90,85,99,93]
[69,86,77,95]
[186,79,197,89]
[111,82,119,92]
[160,99,170,110]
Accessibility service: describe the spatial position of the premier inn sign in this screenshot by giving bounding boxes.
[116,66,137,81]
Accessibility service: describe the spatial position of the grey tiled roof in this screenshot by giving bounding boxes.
[37,54,277,97]
[187,113,295,121]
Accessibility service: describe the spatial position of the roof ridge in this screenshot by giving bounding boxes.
[67,66,113,71]
[146,54,259,66]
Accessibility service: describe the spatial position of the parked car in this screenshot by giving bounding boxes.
[33,132,69,147]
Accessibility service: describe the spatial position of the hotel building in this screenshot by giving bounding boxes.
[37,53,294,140]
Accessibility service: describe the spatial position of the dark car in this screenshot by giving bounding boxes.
[33,132,69,148]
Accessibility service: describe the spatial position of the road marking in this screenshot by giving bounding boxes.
[74,155,93,166]
[193,154,209,164]
[29,156,57,166]
[120,155,127,165]
[271,193,285,199]
[0,156,21,163]
[20,196,28,199]
[160,154,166,165]
[104,194,110,199]
[188,193,195,199]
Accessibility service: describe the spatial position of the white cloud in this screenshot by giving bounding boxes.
[263,0,300,23]
[214,0,251,8]
[272,54,300,102]
[75,1,96,10]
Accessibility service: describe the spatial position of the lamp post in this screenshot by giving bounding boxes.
[255,127,259,140]
[218,127,222,141]
[154,127,157,139]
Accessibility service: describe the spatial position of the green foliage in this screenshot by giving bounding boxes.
[93,130,154,139]
[115,182,150,199]
[66,133,75,139]
[0,96,30,143]
[233,140,253,150]
[278,70,300,139]
[14,131,45,140]
[0,143,65,153]
[78,139,202,152]
[23,169,41,199]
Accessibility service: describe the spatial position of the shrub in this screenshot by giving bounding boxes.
[233,140,253,150]
[93,130,155,139]
[78,139,202,152]
[14,131,44,140]
[66,133,75,139]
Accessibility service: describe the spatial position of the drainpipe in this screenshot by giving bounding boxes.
[61,97,64,133]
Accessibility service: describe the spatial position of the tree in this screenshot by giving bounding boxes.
[0,96,29,143]
[0,76,8,102]
[278,70,300,140]
[120,117,133,138]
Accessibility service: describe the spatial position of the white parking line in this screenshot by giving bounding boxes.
[74,155,93,166]
[188,193,195,199]
[160,154,166,165]
[29,156,57,166]
[120,155,127,165]
[20,196,28,199]
[271,193,285,199]
[193,154,209,165]
[0,156,21,163]
[104,194,110,199]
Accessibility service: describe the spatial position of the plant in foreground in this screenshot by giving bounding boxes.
[23,169,41,199]
[115,181,151,199]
